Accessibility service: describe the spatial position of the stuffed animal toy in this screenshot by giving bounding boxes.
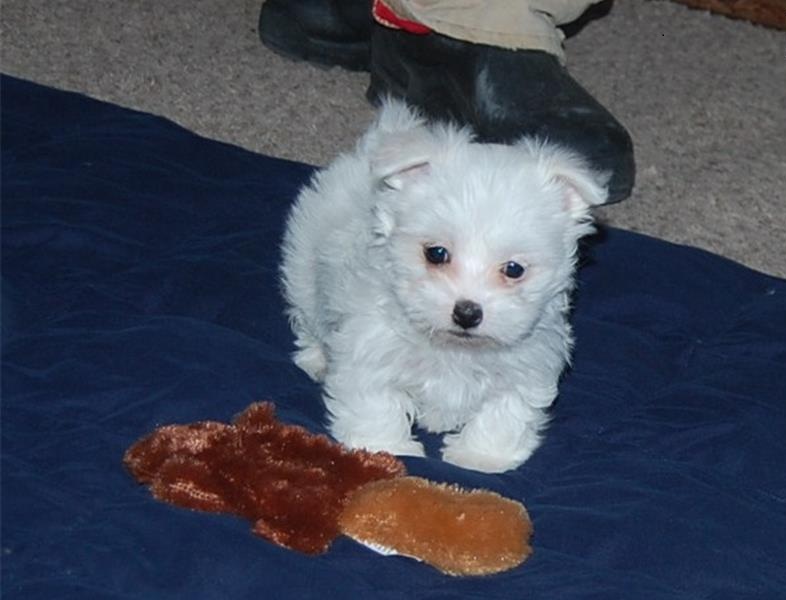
[124,402,533,576]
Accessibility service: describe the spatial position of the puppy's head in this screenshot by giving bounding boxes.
[367,100,608,347]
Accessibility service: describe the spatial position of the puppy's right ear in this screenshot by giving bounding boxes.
[523,139,610,219]
[371,128,434,191]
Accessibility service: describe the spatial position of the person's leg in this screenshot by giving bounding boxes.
[369,0,634,203]
[381,0,601,61]
[258,0,600,66]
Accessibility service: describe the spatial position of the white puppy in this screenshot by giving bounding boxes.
[280,100,607,473]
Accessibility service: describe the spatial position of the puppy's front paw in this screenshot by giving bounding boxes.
[339,433,425,459]
[441,434,525,474]
[384,439,426,458]
[360,438,426,458]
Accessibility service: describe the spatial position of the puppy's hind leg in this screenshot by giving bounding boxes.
[289,317,328,382]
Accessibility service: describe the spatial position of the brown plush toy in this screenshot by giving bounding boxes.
[124,402,533,576]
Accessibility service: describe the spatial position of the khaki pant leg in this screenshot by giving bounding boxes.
[384,0,602,61]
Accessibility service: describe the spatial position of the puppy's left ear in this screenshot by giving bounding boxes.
[371,128,435,191]
[531,142,610,219]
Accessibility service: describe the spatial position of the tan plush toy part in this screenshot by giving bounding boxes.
[124,402,533,576]
[340,476,533,576]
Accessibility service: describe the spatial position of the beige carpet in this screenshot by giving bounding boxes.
[2,0,785,277]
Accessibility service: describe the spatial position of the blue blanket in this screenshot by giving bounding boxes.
[3,75,785,599]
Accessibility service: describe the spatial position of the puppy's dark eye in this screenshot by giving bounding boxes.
[502,261,526,279]
[424,245,450,265]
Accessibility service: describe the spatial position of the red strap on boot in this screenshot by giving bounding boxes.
[373,0,432,35]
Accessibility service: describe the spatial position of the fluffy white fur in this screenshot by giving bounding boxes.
[280,100,608,473]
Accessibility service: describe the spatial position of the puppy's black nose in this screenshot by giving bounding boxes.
[452,300,483,329]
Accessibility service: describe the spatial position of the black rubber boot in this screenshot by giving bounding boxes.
[368,25,635,203]
[258,0,373,71]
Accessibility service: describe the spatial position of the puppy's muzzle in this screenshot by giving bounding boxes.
[452,300,483,329]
